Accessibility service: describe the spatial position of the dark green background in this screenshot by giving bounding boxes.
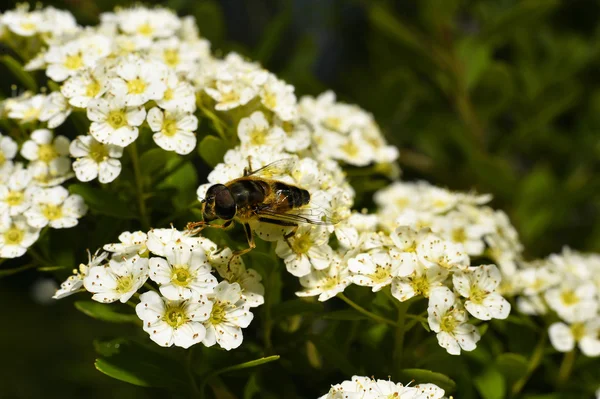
[1,0,599,398]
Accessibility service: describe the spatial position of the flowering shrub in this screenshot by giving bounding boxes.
[0,4,598,398]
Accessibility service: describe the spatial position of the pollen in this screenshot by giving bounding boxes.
[86,80,102,98]
[209,301,227,325]
[171,265,193,286]
[5,190,24,206]
[164,305,188,328]
[107,110,128,129]
[64,53,83,70]
[42,204,63,221]
[163,49,180,67]
[560,289,579,306]
[115,275,134,293]
[4,226,24,245]
[126,78,147,95]
[136,23,154,36]
[88,141,109,163]
[38,144,59,163]
[161,119,178,137]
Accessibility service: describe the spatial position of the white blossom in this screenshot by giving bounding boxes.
[84,255,149,303]
[25,186,87,229]
[146,107,197,155]
[136,290,211,348]
[70,135,123,183]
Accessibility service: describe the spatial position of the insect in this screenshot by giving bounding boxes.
[186,158,335,262]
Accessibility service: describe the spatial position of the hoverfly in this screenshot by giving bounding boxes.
[186,158,335,262]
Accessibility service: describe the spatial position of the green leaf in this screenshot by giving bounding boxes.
[95,358,153,387]
[0,263,36,277]
[254,10,290,64]
[198,135,228,167]
[272,299,323,320]
[457,38,491,90]
[1,55,38,92]
[243,373,261,399]
[95,340,186,388]
[69,184,136,219]
[400,369,456,393]
[496,353,528,386]
[140,148,176,176]
[474,366,505,399]
[75,301,140,324]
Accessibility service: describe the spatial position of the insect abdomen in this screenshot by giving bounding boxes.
[273,182,310,210]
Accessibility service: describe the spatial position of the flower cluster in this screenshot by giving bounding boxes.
[374,181,523,275]
[54,227,263,350]
[509,247,600,357]
[319,376,445,399]
[0,131,86,258]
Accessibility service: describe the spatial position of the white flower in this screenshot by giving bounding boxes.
[275,225,334,277]
[0,168,36,216]
[548,319,600,356]
[109,57,167,107]
[237,111,285,151]
[545,282,598,323]
[146,227,218,258]
[296,258,351,301]
[103,231,148,259]
[70,135,123,183]
[61,68,109,108]
[87,95,146,146]
[427,287,480,355]
[149,241,217,300]
[38,92,71,128]
[418,231,470,270]
[211,248,265,307]
[136,290,211,348]
[205,80,256,111]
[116,7,181,39]
[348,251,394,292]
[155,71,196,112]
[20,129,71,177]
[27,160,73,187]
[24,186,87,229]
[53,250,109,299]
[370,379,445,399]
[6,93,45,123]
[277,117,311,152]
[146,107,197,155]
[203,281,254,350]
[0,135,18,173]
[391,263,449,302]
[83,255,149,303]
[0,215,40,258]
[452,264,511,320]
[44,38,107,82]
[1,7,43,36]
[259,74,297,121]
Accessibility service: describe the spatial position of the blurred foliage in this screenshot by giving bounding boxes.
[1,0,600,398]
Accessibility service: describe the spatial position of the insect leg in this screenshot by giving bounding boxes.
[186,220,232,236]
[228,222,256,268]
[243,156,254,176]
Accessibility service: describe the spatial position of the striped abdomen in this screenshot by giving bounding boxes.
[271,181,310,212]
[227,178,310,212]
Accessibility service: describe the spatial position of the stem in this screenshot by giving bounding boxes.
[187,347,200,395]
[337,293,399,327]
[128,143,151,230]
[393,301,410,376]
[27,247,52,267]
[557,349,576,388]
[511,333,546,396]
[0,263,36,277]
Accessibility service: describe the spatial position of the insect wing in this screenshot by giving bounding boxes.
[246,158,297,179]
[256,206,338,226]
